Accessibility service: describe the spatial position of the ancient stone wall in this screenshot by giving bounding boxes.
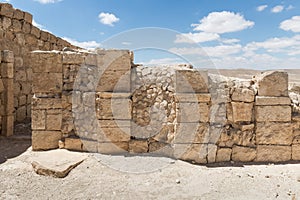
[0,3,76,129]
[30,49,300,164]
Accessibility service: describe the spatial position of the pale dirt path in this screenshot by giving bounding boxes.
[0,142,300,200]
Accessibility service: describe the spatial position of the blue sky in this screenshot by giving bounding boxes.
[3,0,300,69]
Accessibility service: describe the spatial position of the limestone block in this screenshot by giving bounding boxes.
[13,9,24,20]
[24,11,33,23]
[129,140,148,153]
[40,31,50,41]
[96,98,132,120]
[2,79,14,115]
[0,80,4,93]
[16,106,27,122]
[46,113,62,131]
[207,144,217,163]
[32,73,62,93]
[32,97,62,110]
[210,103,227,123]
[176,102,209,123]
[11,19,22,32]
[98,142,129,154]
[25,34,37,46]
[82,140,98,152]
[232,88,255,102]
[97,126,131,142]
[216,148,232,162]
[0,62,13,78]
[148,142,173,157]
[232,146,256,162]
[32,131,62,150]
[256,106,291,122]
[22,21,31,34]
[32,110,46,130]
[174,143,207,164]
[175,93,211,103]
[174,123,209,144]
[97,50,131,72]
[1,50,14,63]
[256,145,291,162]
[97,92,131,99]
[31,26,40,38]
[2,115,14,137]
[31,51,62,73]
[64,138,83,151]
[0,3,13,17]
[97,69,131,92]
[292,144,300,160]
[62,52,84,64]
[231,102,253,122]
[256,122,293,145]
[15,70,26,82]
[255,96,291,105]
[256,71,288,97]
[2,17,11,30]
[176,70,209,93]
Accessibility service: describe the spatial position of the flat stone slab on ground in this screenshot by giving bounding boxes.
[30,149,87,178]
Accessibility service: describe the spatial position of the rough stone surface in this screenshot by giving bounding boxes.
[256,71,288,97]
[255,106,291,122]
[255,96,291,105]
[232,146,256,162]
[231,102,253,122]
[216,148,232,162]
[256,145,291,162]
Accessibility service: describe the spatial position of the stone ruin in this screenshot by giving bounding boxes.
[1,3,300,164]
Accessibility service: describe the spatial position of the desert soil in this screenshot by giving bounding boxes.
[0,139,300,200]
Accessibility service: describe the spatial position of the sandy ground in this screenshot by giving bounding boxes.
[1,139,300,200]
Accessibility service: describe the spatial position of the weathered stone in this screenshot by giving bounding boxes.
[176,102,209,123]
[0,3,13,17]
[232,146,256,162]
[31,51,63,73]
[97,127,131,142]
[216,148,232,162]
[2,50,14,63]
[96,98,132,120]
[13,9,24,20]
[207,144,217,163]
[32,98,62,110]
[16,106,26,122]
[176,70,209,93]
[175,93,211,103]
[62,52,84,64]
[46,113,62,131]
[24,11,32,23]
[32,131,62,150]
[231,102,253,122]
[256,122,293,145]
[129,140,148,153]
[148,142,173,157]
[256,145,291,162]
[32,73,62,93]
[256,71,288,97]
[174,123,209,144]
[97,142,129,154]
[97,92,131,99]
[31,26,40,38]
[2,115,14,137]
[232,88,255,102]
[81,140,98,152]
[175,144,207,164]
[1,63,13,78]
[32,110,46,130]
[240,124,255,131]
[64,138,83,151]
[256,96,291,105]
[292,144,300,160]
[31,149,86,178]
[255,106,291,122]
[97,69,131,92]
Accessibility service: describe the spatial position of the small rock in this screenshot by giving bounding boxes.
[176,179,180,184]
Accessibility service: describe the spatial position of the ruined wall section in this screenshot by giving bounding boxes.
[0,3,77,124]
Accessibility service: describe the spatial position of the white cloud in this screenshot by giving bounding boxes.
[98,12,119,26]
[286,5,295,11]
[271,5,284,13]
[62,37,101,49]
[221,38,240,44]
[174,32,220,43]
[141,57,183,66]
[34,0,62,4]
[257,5,268,12]
[280,16,300,32]
[192,11,254,34]
[170,44,242,58]
[121,42,131,46]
